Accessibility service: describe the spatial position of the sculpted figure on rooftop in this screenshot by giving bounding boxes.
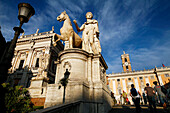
[73,12,101,54]
[52,11,82,49]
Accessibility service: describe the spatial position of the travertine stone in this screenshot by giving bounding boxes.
[44,48,113,113]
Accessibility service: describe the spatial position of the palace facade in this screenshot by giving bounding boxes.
[107,51,170,103]
[7,27,64,106]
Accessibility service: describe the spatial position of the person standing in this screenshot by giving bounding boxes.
[142,92,147,105]
[111,92,117,105]
[144,83,156,113]
[130,84,141,113]
[153,81,167,108]
[122,90,127,105]
[120,93,123,105]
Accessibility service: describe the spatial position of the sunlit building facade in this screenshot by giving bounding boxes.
[107,51,170,103]
[7,28,64,106]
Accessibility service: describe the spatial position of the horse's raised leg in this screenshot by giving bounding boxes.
[69,36,73,48]
[52,34,59,46]
[69,32,74,48]
[53,34,65,46]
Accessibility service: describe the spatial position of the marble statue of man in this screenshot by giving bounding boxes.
[73,12,101,54]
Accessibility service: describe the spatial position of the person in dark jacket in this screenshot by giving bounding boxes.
[153,81,167,109]
[144,83,156,113]
[130,84,141,113]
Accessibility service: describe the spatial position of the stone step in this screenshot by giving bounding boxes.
[108,105,167,113]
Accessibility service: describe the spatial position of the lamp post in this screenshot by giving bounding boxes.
[59,69,70,104]
[154,67,161,86]
[0,3,35,84]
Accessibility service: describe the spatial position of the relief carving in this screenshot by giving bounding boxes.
[63,61,71,71]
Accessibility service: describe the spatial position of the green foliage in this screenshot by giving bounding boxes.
[2,83,34,113]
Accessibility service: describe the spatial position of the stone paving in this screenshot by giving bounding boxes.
[108,105,167,113]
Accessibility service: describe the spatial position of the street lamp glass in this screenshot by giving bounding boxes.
[18,3,35,23]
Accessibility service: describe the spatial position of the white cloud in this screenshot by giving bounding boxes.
[107,35,170,73]
[1,0,170,74]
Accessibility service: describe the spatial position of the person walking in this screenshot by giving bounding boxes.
[111,92,117,105]
[142,92,147,105]
[153,81,167,108]
[119,93,122,105]
[130,84,141,113]
[122,90,127,105]
[144,83,156,113]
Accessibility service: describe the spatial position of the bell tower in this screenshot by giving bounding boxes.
[121,51,132,72]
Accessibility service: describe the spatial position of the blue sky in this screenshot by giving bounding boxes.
[0,0,170,73]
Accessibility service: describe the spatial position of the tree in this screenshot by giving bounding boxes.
[2,83,34,113]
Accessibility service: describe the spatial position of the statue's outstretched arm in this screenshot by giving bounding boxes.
[73,20,84,32]
[94,21,100,38]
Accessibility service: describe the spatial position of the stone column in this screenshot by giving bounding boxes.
[158,75,163,85]
[11,51,19,71]
[25,48,34,67]
[144,76,150,84]
[112,79,116,94]
[30,51,37,67]
[134,77,140,91]
[122,78,127,93]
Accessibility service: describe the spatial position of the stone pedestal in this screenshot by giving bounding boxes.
[29,76,48,106]
[44,49,113,113]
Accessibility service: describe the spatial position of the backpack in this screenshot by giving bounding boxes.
[131,88,137,96]
[161,86,167,95]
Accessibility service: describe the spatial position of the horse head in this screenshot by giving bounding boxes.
[57,11,68,22]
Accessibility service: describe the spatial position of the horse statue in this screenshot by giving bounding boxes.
[53,11,82,48]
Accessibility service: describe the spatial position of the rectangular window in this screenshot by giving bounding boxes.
[35,58,39,67]
[139,77,143,80]
[150,76,155,79]
[128,78,131,81]
[165,74,169,77]
[19,60,24,69]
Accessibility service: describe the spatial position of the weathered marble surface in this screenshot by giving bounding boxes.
[73,12,101,54]
[44,49,113,113]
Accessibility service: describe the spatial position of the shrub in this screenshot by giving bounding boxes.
[2,83,34,113]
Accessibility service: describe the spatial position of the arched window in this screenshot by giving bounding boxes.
[125,58,127,62]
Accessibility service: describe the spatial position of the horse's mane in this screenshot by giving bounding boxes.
[65,13,72,26]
